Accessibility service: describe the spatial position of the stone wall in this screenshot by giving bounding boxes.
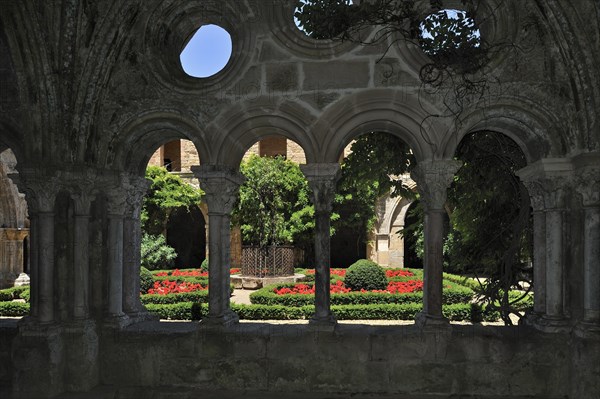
[93,322,599,398]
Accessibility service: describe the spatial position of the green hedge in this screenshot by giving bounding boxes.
[144,302,496,322]
[0,301,30,316]
[141,291,209,305]
[152,275,210,285]
[250,281,473,307]
[0,286,29,302]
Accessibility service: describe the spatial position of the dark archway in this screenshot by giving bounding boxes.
[403,200,423,269]
[166,206,206,269]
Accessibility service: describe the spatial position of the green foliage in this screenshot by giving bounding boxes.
[141,291,208,305]
[0,286,29,302]
[334,132,415,246]
[200,258,209,272]
[0,301,29,316]
[142,301,492,322]
[233,155,315,248]
[140,267,154,294]
[141,233,177,270]
[344,260,388,291]
[144,302,203,321]
[249,280,472,307]
[142,166,203,236]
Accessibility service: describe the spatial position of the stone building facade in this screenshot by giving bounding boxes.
[0,149,29,288]
[0,1,599,398]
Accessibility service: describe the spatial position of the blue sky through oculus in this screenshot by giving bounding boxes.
[180,24,232,78]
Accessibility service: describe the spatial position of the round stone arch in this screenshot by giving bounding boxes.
[209,100,319,167]
[112,111,209,176]
[440,102,561,163]
[315,89,444,163]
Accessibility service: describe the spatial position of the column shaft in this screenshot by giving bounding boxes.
[423,210,445,318]
[545,209,564,318]
[107,215,124,317]
[532,211,547,314]
[123,217,142,314]
[38,212,55,324]
[313,211,332,320]
[207,213,225,318]
[28,215,39,318]
[583,207,600,323]
[73,215,90,319]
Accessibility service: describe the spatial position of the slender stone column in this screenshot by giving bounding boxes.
[575,168,600,327]
[301,163,341,327]
[9,171,59,324]
[517,159,572,331]
[192,165,243,327]
[105,187,127,324]
[122,175,151,317]
[410,160,462,326]
[71,192,95,320]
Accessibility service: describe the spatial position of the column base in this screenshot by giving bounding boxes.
[309,313,337,331]
[102,313,130,329]
[415,312,450,330]
[126,309,160,325]
[199,309,239,330]
[574,321,600,339]
[526,315,572,333]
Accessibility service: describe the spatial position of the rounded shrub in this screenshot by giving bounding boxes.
[140,266,154,294]
[141,233,177,270]
[344,259,388,291]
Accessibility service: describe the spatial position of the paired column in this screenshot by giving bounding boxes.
[9,170,59,325]
[192,165,243,327]
[410,160,461,326]
[517,159,572,331]
[122,175,151,317]
[301,163,341,327]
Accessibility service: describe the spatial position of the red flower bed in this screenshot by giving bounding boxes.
[147,280,207,295]
[274,280,350,295]
[273,280,423,295]
[385,269,415,278]
[369,280,423,294]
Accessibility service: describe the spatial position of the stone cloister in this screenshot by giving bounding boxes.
[0,1,599,398]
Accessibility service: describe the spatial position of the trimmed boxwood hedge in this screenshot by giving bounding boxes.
[143,302,497,322]
[141,291,209,305]
[0,286,29,302]
[250,281,473,307]
[0,301,30,316]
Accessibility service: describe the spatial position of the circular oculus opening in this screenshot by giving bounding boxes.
[180,24,232,78]
[294,0,354,39]
[419,9,481,56]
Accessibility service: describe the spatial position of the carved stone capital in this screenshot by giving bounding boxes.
[192,165,243,215]
[57,169,98,215]
[517,159,573,211]
[300,163,341,214]
[410,160,462,211]
[574,168,600,207]
[9,169,60,214]
[121,174,151,217]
